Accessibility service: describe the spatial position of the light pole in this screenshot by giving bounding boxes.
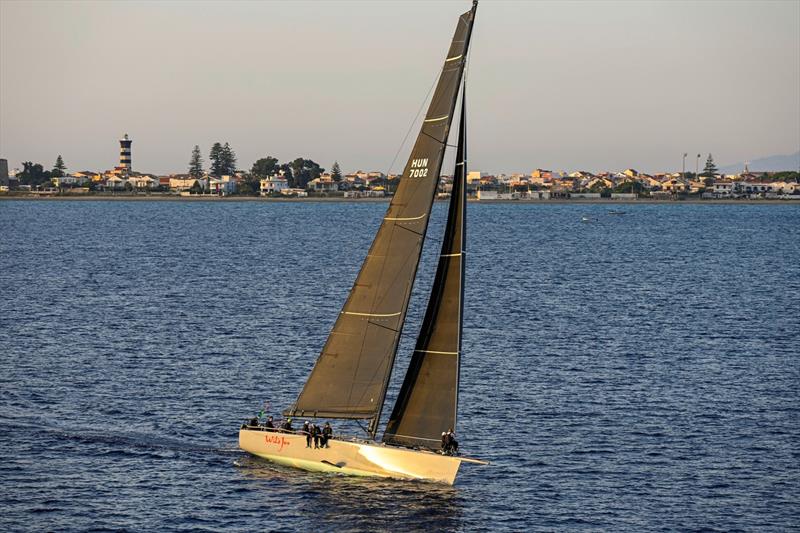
[682,153,687,185]
[696,153,701,181]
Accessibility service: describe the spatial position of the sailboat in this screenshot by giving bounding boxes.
[239,1,485,485]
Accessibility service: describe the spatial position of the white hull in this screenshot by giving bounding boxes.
[239,428,463,485]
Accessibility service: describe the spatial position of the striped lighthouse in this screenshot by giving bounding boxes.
[119,133,132,173]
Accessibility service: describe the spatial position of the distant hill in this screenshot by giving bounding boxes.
[719,151,800,174]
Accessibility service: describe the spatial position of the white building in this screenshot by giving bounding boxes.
[128,175,159,190]
[208,175,237,195]
[712,181,735,197]
[105,176,128,190]
[260,175,289,195]
[52,175,89,188]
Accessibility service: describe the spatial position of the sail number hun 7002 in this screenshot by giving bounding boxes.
[409,158,429,178]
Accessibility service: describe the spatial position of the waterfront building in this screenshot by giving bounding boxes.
[567,171,595,179]
[661,177,689,193]
[128,175,159,190]
[343,174,366,189]
[260,175,289,195]
[467,171,483,184]
[689,180,706,194]
[530,169,553,185]
[712,180,735,197]
[585,176,614,190]
[639,175,662,190]
[307,175,338,192]
[71,171,102,182]
[105,176,128,190]
[169,177,203,193]
[52,175,90,188]
[207,175,236,195]
[367,171,386,184]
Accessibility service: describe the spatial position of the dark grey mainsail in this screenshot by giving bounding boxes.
[286,3,478,436]
[382,85,468,449]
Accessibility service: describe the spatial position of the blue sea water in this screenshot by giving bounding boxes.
[1,199,798,531]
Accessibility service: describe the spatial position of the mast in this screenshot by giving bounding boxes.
[285,2,478,438]
[382,77,469,449]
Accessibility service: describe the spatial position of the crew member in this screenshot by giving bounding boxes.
[302,421,311,447]
[311,423,321,449]
[281,418,293,431]
[264,416,275,429]
[447,429,459,454]
[322,422,333,448]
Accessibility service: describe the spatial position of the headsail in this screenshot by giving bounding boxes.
[382,83,468,449]
[285,3,478,435]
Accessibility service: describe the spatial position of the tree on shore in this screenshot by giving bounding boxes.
[189,145,204,178]
[18,162,51,186]
[700,154,718,178]
[221,143,237,176]
[331,161,342,182]
[290,158,324,189]
[280,163,294,187]
[209,142,236,177]
[52,155,67,178]
[209,143,223,177]
[700,153,718,187]
[251,156,279,178]
[771,171,800,183]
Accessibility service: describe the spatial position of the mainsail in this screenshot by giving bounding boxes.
[383,86,468,449]
[286,3,478,435]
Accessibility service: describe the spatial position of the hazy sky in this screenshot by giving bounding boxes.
[1,0,798,175]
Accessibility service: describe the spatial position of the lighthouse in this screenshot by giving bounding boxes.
[119,133,132,173]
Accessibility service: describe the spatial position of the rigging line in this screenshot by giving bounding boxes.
[367,321,400,333]
[383,70,441,178]
[420,130,447,146]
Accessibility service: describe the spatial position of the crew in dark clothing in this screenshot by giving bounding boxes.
[248,416,259,428]
[281,418,293,431]
[447,429,459,454]
[264,416,275,429]
[311,423,321,449]
[302,421,311,447]
[322,422,333,448]
[440,429,459,455]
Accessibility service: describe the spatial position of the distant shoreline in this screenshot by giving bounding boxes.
[1,194,798,205]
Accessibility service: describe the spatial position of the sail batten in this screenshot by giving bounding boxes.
[285,4,477,432]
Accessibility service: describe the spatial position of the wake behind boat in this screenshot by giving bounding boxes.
[239,1,486,485]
